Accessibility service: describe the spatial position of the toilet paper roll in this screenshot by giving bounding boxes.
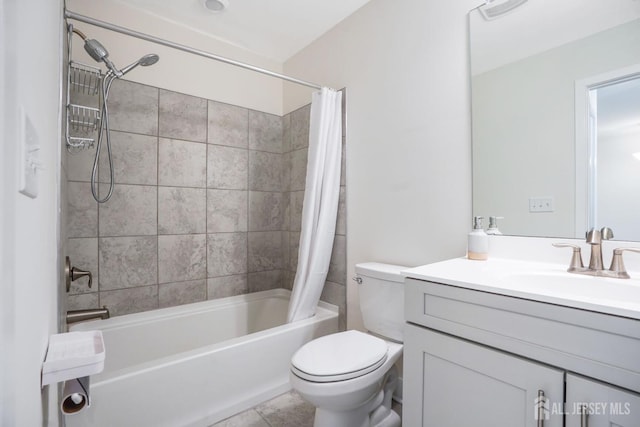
[61,376,90,415]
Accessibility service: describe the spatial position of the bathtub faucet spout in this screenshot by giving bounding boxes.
[66,306,110,324]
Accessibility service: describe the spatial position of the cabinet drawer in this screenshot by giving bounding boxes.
[405,278,640,392]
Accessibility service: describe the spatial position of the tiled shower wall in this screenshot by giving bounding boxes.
[66,79,346,327]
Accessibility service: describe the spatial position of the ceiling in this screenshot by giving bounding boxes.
[113,0,372,62]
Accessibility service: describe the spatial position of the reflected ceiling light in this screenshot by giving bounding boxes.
[479,0,528,20]
[633,152,640,161]
[203,0,228,13]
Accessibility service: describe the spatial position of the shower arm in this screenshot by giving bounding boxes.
[64,10,330,91]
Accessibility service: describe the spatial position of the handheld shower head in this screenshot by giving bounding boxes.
[119,54,160,76]
[83,39,122,77]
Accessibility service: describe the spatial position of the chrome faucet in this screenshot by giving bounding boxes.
[554,227,640,279]
[66,306,110,324]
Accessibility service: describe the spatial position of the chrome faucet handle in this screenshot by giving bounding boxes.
[609,248,640,279]
[552,243,584,272]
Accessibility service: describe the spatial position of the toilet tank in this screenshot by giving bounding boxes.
[355,262,407,342]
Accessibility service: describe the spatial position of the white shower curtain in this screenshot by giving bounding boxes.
[287,87,343,323]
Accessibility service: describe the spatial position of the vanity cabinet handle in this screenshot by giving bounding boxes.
[537,389,546,427]
[580,404,589,427]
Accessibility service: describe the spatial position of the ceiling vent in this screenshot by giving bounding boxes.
[478,0,528,20]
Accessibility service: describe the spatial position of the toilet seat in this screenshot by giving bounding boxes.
[291,330,388,383]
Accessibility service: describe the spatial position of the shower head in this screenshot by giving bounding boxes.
[83,39,123,77]
[119,54,160,76]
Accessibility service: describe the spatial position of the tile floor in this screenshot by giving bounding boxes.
[211,390,402,427]
[211,391,315,427]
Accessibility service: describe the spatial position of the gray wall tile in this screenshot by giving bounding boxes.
[321,281,346,331]
[281,192,291,232]
[108,80,159,136]
[281,231,290,274]
[99,184,157,236]
[249,191,283,231]
[99,131,158,185]
[249,151,283,191]
[207,275,248,299]
[67,238,98,294]
[208,101,248,148]
[341,140,346,186]
[66,147,95,182]
[207,189,248,232]
[282,152,291,192]
[100,285,158,316]
[248,231,283,272]
[67,292,99,311]
[289,191,304,232]
[248,270,283,293]
[290,104,310,150]
[207,233,247,277]
[158,187,206,234]
[207,145,248,190]
[158,234,207,283]
[66,93,345,318]
[282,114,291,154]
[159,90,207,142]
[327,234,346,285]
[289,148,308,191]
[158,138,206,188]
[99,236,158,290]
[289,231,300,272]
[336,186,346,236]
[68,182,98,238]
[159,279,206,308]
[249,110,283,153]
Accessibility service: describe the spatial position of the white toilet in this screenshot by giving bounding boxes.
[290,262,406,427]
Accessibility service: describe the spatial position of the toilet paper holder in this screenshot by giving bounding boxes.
[42,331,105,414]
[41,330,105,387]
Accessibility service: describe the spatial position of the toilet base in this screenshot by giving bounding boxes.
[311,366,401,427]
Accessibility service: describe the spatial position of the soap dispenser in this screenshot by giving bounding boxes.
[468,216,489,261]
[486,216,503,235]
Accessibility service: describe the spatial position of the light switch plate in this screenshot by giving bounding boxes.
[529,197,554,213]
[18,107,40,199]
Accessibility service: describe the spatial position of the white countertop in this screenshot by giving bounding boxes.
[403,257,640,320]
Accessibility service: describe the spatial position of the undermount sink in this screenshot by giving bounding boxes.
[402,257,640,319]
[498,270,640,308]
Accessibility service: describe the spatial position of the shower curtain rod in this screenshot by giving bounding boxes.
[64,10,327,91]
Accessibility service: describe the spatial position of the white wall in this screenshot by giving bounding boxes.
[284,0,477,329]
[66,0,284,115]
[1,0,64,425]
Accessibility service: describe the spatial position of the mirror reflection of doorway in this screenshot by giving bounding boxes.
[589,75,640,240]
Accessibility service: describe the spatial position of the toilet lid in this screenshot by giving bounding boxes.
[291,330,388,382]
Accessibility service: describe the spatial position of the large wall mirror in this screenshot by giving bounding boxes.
[470,0,640,241]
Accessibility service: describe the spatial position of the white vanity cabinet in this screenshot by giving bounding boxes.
[403,277,640,427]
[565,374,640,427]
[404,324,564,426]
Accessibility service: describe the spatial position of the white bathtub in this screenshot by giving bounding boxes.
[67,289,338,427]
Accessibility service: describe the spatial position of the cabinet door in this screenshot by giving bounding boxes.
[566,374,640,427]
[404,324,564,427]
